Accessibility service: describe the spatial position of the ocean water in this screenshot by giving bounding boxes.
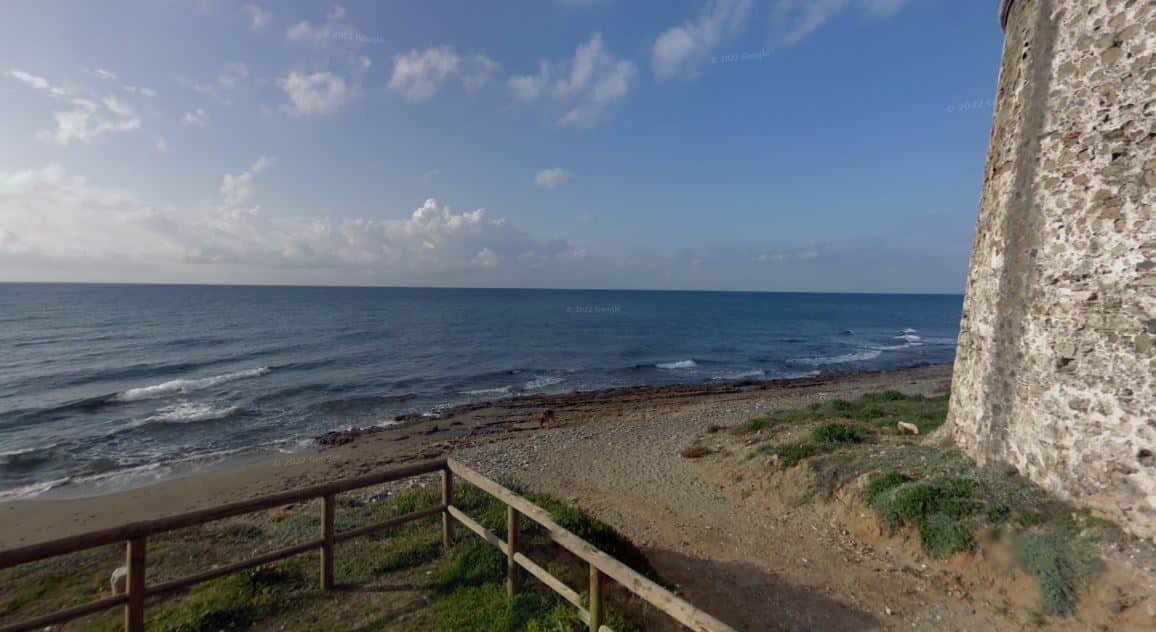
[0,284,962,500]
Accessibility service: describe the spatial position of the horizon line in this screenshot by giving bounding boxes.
[0,280,965,297]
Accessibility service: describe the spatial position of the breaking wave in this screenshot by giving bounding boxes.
[114,367,270,402]
[145,403,242,424]
[656,359,697,370]
[790,349,884,366]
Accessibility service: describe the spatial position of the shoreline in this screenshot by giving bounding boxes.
[0,363,953,549]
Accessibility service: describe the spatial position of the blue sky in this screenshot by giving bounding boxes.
[0,0,1003,292]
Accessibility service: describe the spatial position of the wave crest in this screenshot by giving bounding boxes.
[656,359,697,369]
[115,367,270,402]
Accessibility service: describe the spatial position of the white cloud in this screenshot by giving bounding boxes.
[287,4,381,45]
[181,108,209,127]
[38,97,141,145]
[5,69,68,96]
[244,4,271,31]
[8,69,141,144]
[507,33,636,127]
[278,70,352,116]
[768,0,911,48]
[125,85,158,97]
[93,68,118,80]
[388,47,500,101]
[534,168,572,190]
[217,62,249,89]
[0,165,177,262]
[220,156,272,205]
[155,136,168,153]
[389,47,459,102]
[652,0,752,79]
[507,62,551,102]
[0,166,576,280]
[463,55,501,92]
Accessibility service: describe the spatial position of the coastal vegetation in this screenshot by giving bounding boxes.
[0,483,656,631]
[734,389,1120,617]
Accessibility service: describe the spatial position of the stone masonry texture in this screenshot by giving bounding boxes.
[949,0,1156,540]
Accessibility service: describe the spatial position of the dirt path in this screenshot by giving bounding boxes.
[454,365,1067,631]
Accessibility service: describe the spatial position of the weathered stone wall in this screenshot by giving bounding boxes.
[949,0,1156,540]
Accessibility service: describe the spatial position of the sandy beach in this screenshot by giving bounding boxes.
[0,365,950,550]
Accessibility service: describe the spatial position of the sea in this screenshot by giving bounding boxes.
[0,284,963,501]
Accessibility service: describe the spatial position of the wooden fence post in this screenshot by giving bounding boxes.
[506,505,520,597]
[124,537,146,632]
[441,468,453,549]
[321,495,335,590]
[588,563,603,632]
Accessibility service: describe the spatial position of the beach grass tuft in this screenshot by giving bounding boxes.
[733,389,949,435]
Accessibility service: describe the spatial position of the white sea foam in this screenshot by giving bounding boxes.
[790,349,883,366]
[523,375,564,390]
[901,327,918,334]
[713,369,766,381]
[894,334,923,344]
[146,402,240,424]
[461,385,513,396]
[115,367,270,402]
[657,359,697,369]
[0,477,72,502]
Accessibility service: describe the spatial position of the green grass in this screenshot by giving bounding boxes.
[748,422,868,467]
[737,389,1118,615]
[0,483,656,632]
[733,390,950,435]
[811,422,865,445]
[1015,528,1104,615]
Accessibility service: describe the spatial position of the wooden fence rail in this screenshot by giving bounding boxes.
[0,458,734,632]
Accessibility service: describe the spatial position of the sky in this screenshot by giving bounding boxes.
[0,0,1004,293]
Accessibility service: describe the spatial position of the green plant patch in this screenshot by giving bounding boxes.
[1015,529,1104,615]
[918,512,975,558]
[866,469,911,501]
[811,423,865,444]
[776,442,827,466]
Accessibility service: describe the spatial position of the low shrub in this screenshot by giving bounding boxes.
[1015,529,1104,615]
[811,423,864,445]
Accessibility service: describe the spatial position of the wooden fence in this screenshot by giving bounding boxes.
[0,457,734,632]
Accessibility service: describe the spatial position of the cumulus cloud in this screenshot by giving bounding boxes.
[38,97,141,145]
[534,168,572,190]
[388,47,500,102]
[181,108,209,127]
[652,0,752,79]
[244,4,271,31]
[93,68,118,80]
[507,33,636,127]
[5,69,69,96]
[768,0,911,48]
[278,70,352,116]
[0,165,579,283]
[220,156,272,205]
[287,4,380,45]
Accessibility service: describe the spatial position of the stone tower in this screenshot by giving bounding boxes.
[948,0,1155,540]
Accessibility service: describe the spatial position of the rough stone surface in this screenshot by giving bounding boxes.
[950,0,1156,540]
